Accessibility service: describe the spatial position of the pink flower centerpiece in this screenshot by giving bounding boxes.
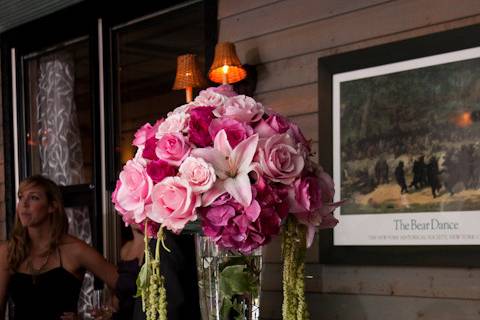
[112,85,339,320]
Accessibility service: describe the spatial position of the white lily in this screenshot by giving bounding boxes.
[192,129,259,207]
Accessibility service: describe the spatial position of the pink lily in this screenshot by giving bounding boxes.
[192,129,259,207]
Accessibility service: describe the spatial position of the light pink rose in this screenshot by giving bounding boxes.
[257,133,305,184]
[193,87,230,109]
[179,156,216,193]
[112,160,153,224]
[148,177,200,233]
[156,112,189,135]
[132,119,163,147]
[214,95,264,123]
[155,133,191,166]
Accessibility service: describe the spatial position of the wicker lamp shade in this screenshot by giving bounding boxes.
[208,42,246,84]
[173,54,207,90]
[173,54,207,102]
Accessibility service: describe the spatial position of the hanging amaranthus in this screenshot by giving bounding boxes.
[282,216,309,320]
[137,221,168,320]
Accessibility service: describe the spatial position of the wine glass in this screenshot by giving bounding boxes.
[90,288,113,320]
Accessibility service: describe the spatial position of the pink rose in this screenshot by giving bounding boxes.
[179,156,216,193]
[155,133,191,166]
[255,114,290,138]
[156,112,189,135]
[289,170,339,247]
[208,118,253,148]
[112,160,153,224]
[214,95,264,123]
[146,159,177,183]
[188,107,215,147]
[148,177,200,233]
[132,119,163,147]
[257,133,305,184]
[288,122,311,152]
[210,84,237,97]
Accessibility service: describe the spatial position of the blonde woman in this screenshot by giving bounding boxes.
[0,175,118,320]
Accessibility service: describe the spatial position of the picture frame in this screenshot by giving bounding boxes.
[318,24,480,267]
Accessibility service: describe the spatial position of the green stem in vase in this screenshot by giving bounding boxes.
[282,216,309,320]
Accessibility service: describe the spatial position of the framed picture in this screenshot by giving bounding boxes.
[318,24,480,267]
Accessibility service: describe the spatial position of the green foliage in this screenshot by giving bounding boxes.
[218,259,260,320]
[135,261,150,298]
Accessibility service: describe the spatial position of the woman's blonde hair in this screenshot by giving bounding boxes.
[7,175,68,271]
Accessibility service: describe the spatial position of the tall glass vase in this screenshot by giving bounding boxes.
[195,235,262,320]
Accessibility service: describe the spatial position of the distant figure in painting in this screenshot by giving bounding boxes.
[374,157,389,185]
[427,156,441,198]
[394,161,408,194]
[409,155,426,190]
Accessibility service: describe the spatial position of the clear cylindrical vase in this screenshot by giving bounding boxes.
[195,235,262,320]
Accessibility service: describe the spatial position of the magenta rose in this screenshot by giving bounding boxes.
[288,175,324,213]
[178,156,216,193]
[188,106,215,147]
[112,160,153,224]
[142,137,159,161]
[148,177,200,233]
[155,133,191,166]
[257,133,305,184]
[208,118,253,148]
[137,217,161,238]
[214,95,264,123]
[288,122,311,152]
[146,159,177,183]
[132,119,163,148]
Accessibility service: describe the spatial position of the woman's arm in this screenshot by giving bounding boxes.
[0,243,10,320]
[73,240,119,290]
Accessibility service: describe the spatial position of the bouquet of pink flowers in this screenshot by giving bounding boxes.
[112,85,339,320]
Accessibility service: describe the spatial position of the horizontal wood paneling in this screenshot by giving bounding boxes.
[260,292,480,320]
[234,0,480,65]
[255,53,318,93]
[220,0,390,42]
[262,264,480,299]
[218,0,280,19]
[256,83,317,116]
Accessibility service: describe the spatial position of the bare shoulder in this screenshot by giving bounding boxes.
[59,234,93,256]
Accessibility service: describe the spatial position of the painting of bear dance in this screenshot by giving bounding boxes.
[339,57,480,214]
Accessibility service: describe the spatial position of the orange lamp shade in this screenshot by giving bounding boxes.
[208,42,247,84]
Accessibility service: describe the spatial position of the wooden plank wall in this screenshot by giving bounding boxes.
[218,0,480,319]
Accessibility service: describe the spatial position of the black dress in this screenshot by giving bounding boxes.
[8,249,82,320]
[113,232,201,320]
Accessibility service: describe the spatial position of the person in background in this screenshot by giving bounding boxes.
[0,175,118,320]
[112,223,201,320]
